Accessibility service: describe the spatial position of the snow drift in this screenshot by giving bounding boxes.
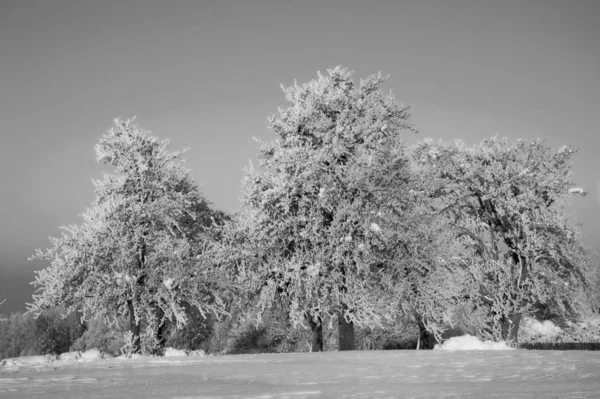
[434,334,514,350]
[521,317,562,337]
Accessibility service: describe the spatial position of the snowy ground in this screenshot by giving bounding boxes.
[2,349,600,398]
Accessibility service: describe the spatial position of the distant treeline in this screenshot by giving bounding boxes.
[0,307,83,359]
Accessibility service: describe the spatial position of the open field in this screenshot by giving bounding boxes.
[2,350,600,398]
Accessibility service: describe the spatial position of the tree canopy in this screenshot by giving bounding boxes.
[409,137,592,342]
[223,67,420,350]
[30,119,227,353]
[26,67,598,354]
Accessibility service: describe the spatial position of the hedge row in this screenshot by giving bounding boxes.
[520,342,600,351]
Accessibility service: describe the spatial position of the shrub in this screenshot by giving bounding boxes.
[70,316,127,356]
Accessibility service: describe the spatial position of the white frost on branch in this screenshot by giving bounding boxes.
[428,148,440,159]
[558,145,574,154]
[370,223,381,233]
[163,278,174,290]
[568,187,587,196]
[114,272,131,284]
[306,263,320,277]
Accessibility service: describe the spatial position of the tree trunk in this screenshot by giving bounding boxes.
[306,314,323,352]
[154,308,169,354]
[127,300,141,353]
[418,323,436,349]
[338,311,355,351]
[501,313,521,344]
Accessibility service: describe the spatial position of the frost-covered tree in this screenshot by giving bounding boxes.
[229,67,417,351]
[410,137,591,343]
[30,119,227,353]
[392,210,477,347]
[591,256,600,314]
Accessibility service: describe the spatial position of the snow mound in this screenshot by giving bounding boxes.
[581,315,600,327]
[58,351,81,361]
[521,318,562,337]
[1,354,58,367]
[80,348,104,361]
[163,348,206,357]
[115,353,144,360]
[1,350,109,368]
[520,316,600,343]
[434,335,514,350]
[1,347,207,369]
[164,348,188,357]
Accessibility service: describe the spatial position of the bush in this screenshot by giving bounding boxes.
[70,316,127,356]
[165,305,214,352]
[35,308,84,355]
[0,308,84,360]
[204,304,313,355]
[518,316,600,344]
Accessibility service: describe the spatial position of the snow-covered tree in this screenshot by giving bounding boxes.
[30,119,227,353]
[410,137,592,343]
[392,210,478,347]
[228,67,418,350]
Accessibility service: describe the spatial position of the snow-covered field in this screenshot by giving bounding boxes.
[2,346,600,398]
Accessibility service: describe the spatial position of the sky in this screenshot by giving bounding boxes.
[0,0,599,315]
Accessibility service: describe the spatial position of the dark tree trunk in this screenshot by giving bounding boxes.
[127,300,141,353]
[418,324,436,349]
[154,308,169,354]
[130,239,146,355]
[501,313,521,344]
[306,314,323,352]
[156,321,168,350]
[338,311,355,351]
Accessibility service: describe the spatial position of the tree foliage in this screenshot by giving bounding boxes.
[30,119,227,353]
[20,67,597,353]
[409,137,591,342]
[221,67,419,350]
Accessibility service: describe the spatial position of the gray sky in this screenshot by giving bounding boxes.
[1,0,599,314]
